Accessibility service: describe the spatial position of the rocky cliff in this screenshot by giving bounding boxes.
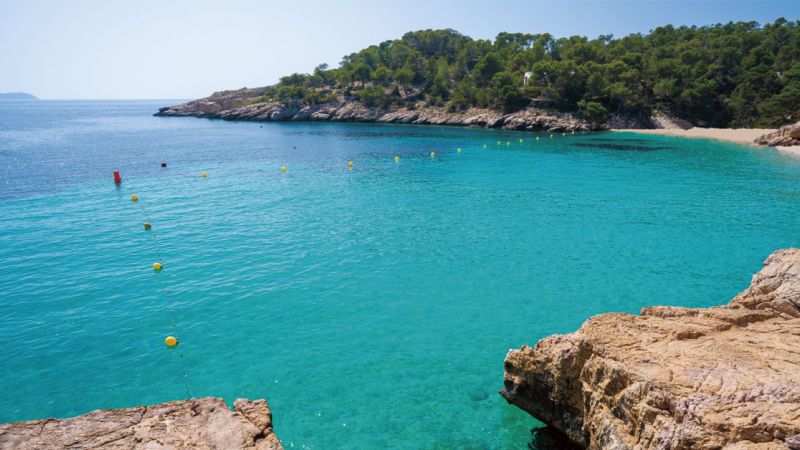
[0,397,282,450]
[755,122,800,147]
[155,91,604,132]
[502,248,800,450]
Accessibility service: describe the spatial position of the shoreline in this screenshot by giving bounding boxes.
[612,127,773,146]
[613,127,800,157]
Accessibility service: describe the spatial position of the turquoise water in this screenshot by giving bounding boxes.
[1,101,799,449]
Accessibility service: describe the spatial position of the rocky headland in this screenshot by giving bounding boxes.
[0,397,282,449]
[155,90,604,132]
[502,248,800,449]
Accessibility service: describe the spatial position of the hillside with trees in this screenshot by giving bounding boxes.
[166,19,800,128]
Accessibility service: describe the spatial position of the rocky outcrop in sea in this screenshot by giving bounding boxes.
[502,248,800,449]
[0,397,282,449]
[155,92,604,133]
[755,122,800,146]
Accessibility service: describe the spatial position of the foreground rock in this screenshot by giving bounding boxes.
[755,122,800,146]
[0,397,282,449]
[155,91,604,132]
[502,248,800,449]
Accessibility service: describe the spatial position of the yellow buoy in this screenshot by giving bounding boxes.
[550,134,554,138]
[506,141,510,145]
[519,138,524,143]
[165,336,178,348]
[457,148,462,153]
[131,194,138,202]
[280,166,287,173]
[394,155,400,162]
[571,131,575,135]
[562,132,566,136]
[483,144,487,148]
[536,136,540,141]
[153,262,162,271]
[144,222,151,230]
[430,151,436,158]
[202,171,207,177]
[348,161,353,168]
[497,141,501,145]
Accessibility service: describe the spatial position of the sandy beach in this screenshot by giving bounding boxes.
[612,127,773,145]
[613,127,800,157]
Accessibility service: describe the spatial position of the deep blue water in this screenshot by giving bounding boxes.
[1,100,798,449]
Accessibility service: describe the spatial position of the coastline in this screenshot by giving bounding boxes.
[613,127,800,157]
[612,127,773,146]
[502,248,800,448]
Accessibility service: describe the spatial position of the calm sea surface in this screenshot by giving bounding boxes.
[1,100,798,448]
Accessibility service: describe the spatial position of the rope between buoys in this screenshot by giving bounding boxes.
[131,191,194,399]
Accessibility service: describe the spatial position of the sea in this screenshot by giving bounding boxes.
[1,100,798,448]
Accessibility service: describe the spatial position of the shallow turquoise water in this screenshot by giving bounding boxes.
[1,101,799,448]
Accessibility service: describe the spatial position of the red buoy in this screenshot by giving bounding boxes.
[113,170,122,184]
[161,162,167,168]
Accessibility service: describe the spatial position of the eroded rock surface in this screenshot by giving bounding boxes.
[0,397,282,450]
[155,93,603,132]
[755,122,800,146]
[502,248,800,450]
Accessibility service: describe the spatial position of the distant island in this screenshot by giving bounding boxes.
[0,92,38,101]
[156,19,799,135]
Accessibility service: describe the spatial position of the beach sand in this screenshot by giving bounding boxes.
[612,127,774,146]
[613,127,800,157]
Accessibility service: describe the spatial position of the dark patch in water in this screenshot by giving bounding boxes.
[469,391,489,402]
[586,137,652,143]
[528,426,580,450]
[574,142,673,152]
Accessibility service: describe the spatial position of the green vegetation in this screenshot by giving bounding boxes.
[258,19,800,127]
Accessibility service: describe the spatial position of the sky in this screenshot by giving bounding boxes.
[0,0,796,99]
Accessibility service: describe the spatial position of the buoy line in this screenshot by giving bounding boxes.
[126,183,194,399]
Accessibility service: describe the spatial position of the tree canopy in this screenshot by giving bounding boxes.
[259,20,800,127]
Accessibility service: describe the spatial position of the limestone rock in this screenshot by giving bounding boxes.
[154,93,605,132]
[501,248,800,449]
[755,122,800,146]
[0,397,283,450]
[650,112,693,130]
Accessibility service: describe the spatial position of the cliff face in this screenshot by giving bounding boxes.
[155,92,604,132]
[0,397,282,450]
[502,248,800,450]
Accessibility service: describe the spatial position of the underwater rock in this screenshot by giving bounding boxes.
[501,248,800,449]
[0,397,282,449]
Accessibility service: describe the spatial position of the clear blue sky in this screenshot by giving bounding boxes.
[0,0,795,99]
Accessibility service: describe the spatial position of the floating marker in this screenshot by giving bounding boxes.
[161,162,167,168]
[131,194,138,202]
[497,141,501,145]
[562,132,566,136]
[457,147,462,153]
[165,336,178,348]
[348,161,353,168]
[520,139,524,143]
[113,170,122,184]
[571,131,575,135]
[483,144,487,148]
[506,141,510,145]
[430,151,436,158]
[280,166,287,173]
[536,136,540,141]
[153,262,162,271]
[550,134,554,138]
[144,222,152,230]
[394,155,400,162]
[202,171,207,177]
